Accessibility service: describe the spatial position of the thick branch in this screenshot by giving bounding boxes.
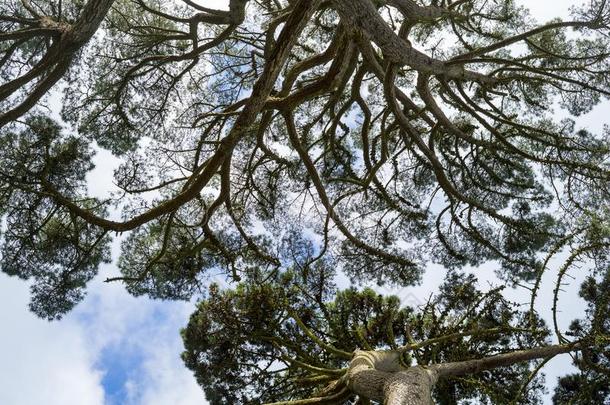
[332,0,492,82]
[432,342,581,377]
[0,0,115,127]
[387,0,456,21]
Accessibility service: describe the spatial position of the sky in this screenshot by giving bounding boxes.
[0,1,605,405]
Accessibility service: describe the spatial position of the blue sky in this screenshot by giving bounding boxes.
[0,0,605,404]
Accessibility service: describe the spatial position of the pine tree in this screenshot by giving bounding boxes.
[1,0,608,403]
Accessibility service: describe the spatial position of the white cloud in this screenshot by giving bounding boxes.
[0,258,206,405]
[86,269,207,405]
[518,0,580,21]
[126,334,207,405]
[0,275,105,405]
[72,263,207,405]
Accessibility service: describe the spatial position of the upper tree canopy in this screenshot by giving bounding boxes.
[0,0,609,403]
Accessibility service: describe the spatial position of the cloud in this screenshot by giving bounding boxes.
[0,257,206,405]
[0,274,105,405]
[516,0,580,21]
[125,326,207,405]
[70,263,207,405]
[81,269,205,405]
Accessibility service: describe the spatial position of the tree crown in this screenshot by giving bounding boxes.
[0,0,609,403]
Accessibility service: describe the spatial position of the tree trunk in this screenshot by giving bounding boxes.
[383,368,438,405]
[348,350,438,405]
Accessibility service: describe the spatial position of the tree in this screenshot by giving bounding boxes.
[0,0,609,403]
[182,266,604,404]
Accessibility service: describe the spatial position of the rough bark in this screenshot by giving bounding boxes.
[387,0,455,21]
[348,350,438,404]
[384,368,438,405]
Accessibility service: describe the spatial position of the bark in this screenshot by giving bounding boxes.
[387,0,454,21]
[348,350,438,404]
[384,368,437,405]
[432,342,581,378]
[66,0,115,45]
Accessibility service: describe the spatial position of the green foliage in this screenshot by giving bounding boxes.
[553,267,610,404]
[0,116,111,319]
